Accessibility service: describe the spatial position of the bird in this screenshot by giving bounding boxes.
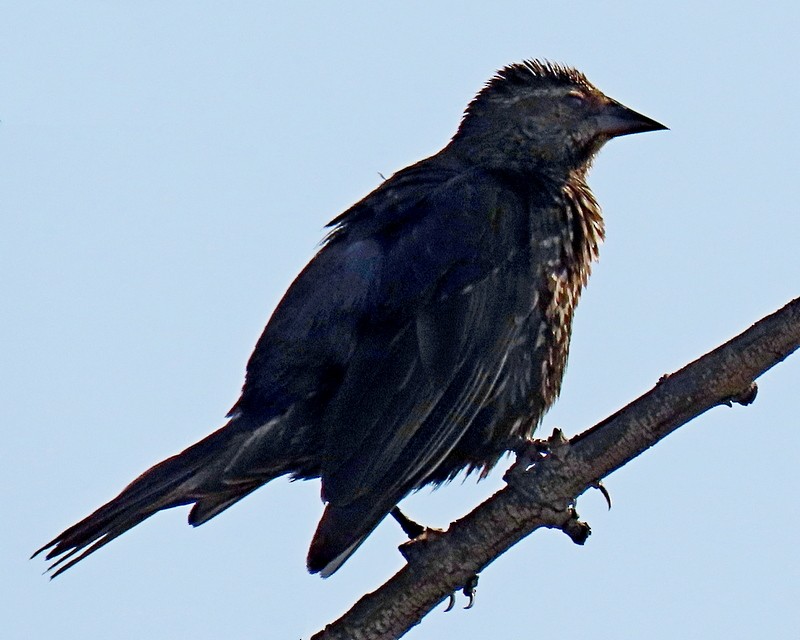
[34,60,666,578]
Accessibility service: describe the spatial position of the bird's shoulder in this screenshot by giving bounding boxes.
[325,153,561,300]
[325,150,549,243]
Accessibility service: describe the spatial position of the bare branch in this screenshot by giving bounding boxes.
[312,297,800,640]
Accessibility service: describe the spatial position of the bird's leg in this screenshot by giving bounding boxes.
[390,506,426,540]
[391,507,482,612]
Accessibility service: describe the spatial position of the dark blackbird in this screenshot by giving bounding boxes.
[35,60,665,578]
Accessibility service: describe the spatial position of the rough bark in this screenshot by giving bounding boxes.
[312,297,800,640]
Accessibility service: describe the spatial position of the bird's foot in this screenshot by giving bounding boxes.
[444,574,479,612]
[391,508,479,612]
[394,508,445,563]
[502,430,593,545]
[503,428,568,483]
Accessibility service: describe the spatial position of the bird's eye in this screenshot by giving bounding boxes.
[566,90,587,107]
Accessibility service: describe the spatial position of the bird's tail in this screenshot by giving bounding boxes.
[32,422,266,577]
[307,491,402,578]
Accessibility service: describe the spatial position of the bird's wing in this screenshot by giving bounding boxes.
[215,233,388,490]
[229,235,385,422]
[320,276,519,504]
[319,165,530,506]
[306,164,536,575]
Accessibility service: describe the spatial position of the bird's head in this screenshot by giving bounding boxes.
[451,60,666,176]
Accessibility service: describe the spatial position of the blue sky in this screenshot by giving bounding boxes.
[3,3,798,639]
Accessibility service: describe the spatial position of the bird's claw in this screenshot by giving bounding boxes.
[444,574,479,612]
[592,480,612,510]
[463,574,478,609]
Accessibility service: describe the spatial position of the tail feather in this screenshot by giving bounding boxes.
[33,423,259,577]
[36,508,167,578]
[188,485,260,526]
[34,410,310,576]
[33,445,213,577]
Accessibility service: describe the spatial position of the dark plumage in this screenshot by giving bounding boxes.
[34,60,665,578]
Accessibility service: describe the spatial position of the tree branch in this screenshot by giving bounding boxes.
[312,297,800,640]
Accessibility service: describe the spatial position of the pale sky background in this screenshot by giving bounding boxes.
[3,3,799,639]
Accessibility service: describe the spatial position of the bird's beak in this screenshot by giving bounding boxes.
[596,100,668,138]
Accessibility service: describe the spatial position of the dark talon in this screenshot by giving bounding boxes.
[390,506,425,539]
[593,481,612,510]
[463,574,479,609]
[443,574,479,612]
